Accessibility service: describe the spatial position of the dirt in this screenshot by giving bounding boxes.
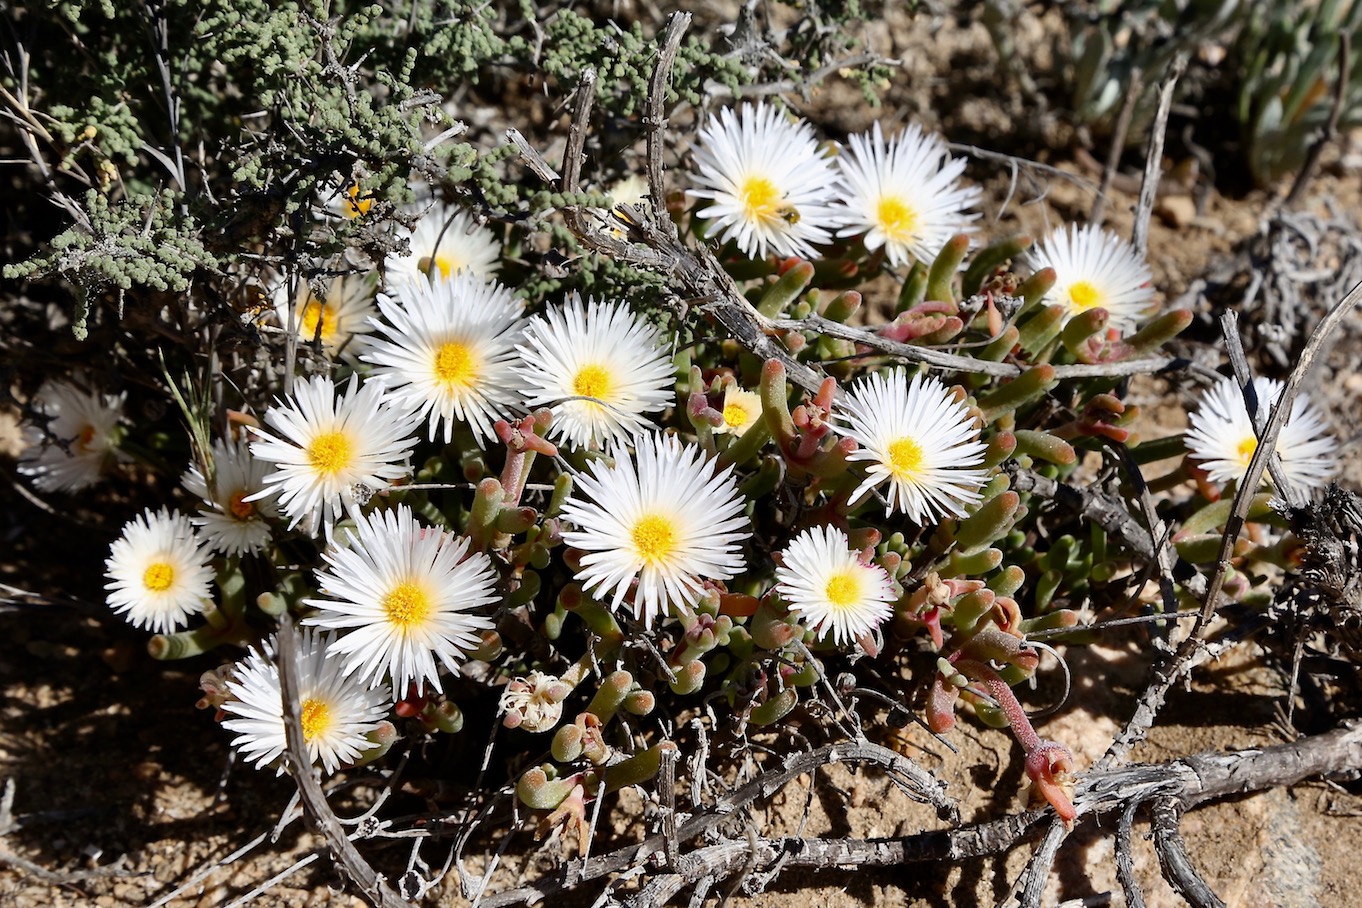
[4,7,1362,908]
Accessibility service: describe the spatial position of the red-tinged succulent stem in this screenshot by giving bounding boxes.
[954,657,1076,821]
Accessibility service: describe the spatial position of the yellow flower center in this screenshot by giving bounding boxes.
[343,183,373,219]
[875,196,919,242]
[1236,436,1258,465]
[887,436,925,480]
[739,175,782,223]
[382,580,432,628]
[631,514,677,564]
[307,431,354,477]
[143,561,175,592]
[419,254,461,280]
[723,403,752,429]
[824,570,864,610]
[300,698,331,742]
[299,298,336,342]
[433,341,480,389]
[572,363,611,401]
[228,490,256,520]
[1068,280,1105,313]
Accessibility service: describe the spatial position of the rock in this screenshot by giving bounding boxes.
[1156,195,1197,229]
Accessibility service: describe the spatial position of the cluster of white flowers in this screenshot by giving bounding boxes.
[688,102,980,266]
[41,101,1339,790]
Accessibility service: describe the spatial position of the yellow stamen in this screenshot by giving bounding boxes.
[888,437,925,480]
[631,515,677,564]
[343,183,373,219]
[307,431,353,477]
[723,403,752,429]
[573,364,611,400]
[739,176,781,223]
[824,570,863,610]
[433,341,479,389]
[299,298,336,342]
[1236,436,1258,465]
[382,580,432,628]
[228,490,255,520]
[76,424,97,453]
[143,562,175,592]
[1068,280,1104,313]
[875,196,919,242]
[419,254,461,280]
[300,698,331,742]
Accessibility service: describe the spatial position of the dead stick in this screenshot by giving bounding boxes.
[1132,54,1187,259]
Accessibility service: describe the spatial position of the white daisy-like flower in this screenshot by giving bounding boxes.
[560,435,751,627]
[516,293,675,451]
[1185,375,1337,492]
[304,504,499,694]
[687,102,842,260]
[775,524,897,645]
[19,381,125,492]
[105,507,214,633]
[385,202,500,286]
[713,386,763,437]
[359,273,527,446]
[271,272,377,354]
[837,368,989,523]
[248,374,421,539]
[182,436,279,556]
[1025,224,1156,333]
[222,627,391,775]
[834,122,981,267]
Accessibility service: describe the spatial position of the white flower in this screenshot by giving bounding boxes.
[834,122,980,267]
[359,272,527,446]
[105,508,214,633]
[837,368,989,523]
[560,435,751,627]
[385,202,500,286]
[499,670,571,733]
[713,386,762,437]
[19,381,125,492]
[687,102,842,260]
[271,271,377,354]
[1025,224,1156,333]
[1185,375,1337,492]
[182,436,279,556]
[304,504,498,695]
[516,293,674,451]
[775,524,897,645]
[248,374,420,539]
[222,628,391,775]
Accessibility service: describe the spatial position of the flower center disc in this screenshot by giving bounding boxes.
[76,424,98,453]
[419,254,460,280]
[888,436,925,480]
[434,341,479,389]
[300,698,331,742]
[631,514,677,564]
[824,570,863,609]
[876,196,919,242]
[382,580,432,628]
[573,364,612,401]
[143,561,176,592]
[307,431,354,477]
[723,403,751,430]
[300,299,334,341]
[739,176,781,223]
[1068,280,1105,313]
[228,490,256,520]
[1236,436,1258,465]
[344,183,373,219]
